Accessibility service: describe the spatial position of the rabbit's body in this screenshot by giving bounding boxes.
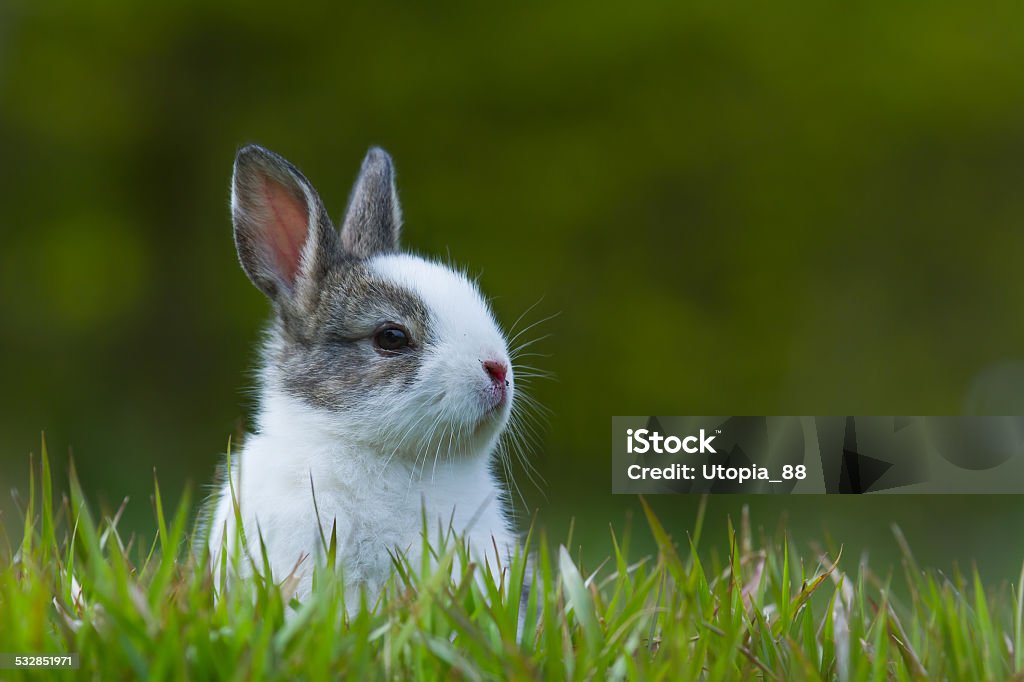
[204,146,519,602]
[207,390,513,599]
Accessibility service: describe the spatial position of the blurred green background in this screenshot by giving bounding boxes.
[3,1,1024,584]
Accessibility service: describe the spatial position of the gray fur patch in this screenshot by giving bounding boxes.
[273,260,433,411]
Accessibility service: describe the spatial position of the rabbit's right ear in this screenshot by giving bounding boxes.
[340,147,402,259]
[231,145,339,305]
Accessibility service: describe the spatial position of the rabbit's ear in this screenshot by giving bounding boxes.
[340,147,401,258]
[231,145,339,304]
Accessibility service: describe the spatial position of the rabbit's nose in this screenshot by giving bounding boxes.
[482,360,509,386]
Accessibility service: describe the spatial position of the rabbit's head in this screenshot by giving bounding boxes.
[231,145,513,460]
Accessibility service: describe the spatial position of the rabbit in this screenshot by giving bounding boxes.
[202,144,523,606]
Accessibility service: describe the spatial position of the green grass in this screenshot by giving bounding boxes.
[3,443,1024,681]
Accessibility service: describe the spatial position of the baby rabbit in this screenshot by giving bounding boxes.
[204,144,520,603]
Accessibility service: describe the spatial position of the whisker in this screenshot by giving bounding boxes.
[506,311,560,347]
[512,364,554,374]
[377,403,436,480]
[510,333,553,358]
[433,420,457,482]
[500,440,527,512]
[511,352,554,360]
[506,411,547,489]
[506,294,547,337]
[407,410,447,494]
[514,391,553,418]
[514,373,555,384]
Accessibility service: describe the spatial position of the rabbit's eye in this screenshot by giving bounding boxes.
[373,324,411,352]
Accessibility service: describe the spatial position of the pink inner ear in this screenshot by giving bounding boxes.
[260,175,309,286]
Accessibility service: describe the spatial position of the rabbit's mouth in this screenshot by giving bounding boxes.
[477,392,512,435]
[479,361,511,416]
[481,382,510,416]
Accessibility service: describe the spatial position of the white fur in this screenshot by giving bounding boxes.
[206,253,517,603]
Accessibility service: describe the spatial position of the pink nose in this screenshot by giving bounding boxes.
[482,360,508,386]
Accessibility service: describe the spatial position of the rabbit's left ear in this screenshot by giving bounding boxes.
[231,144,339,306]
[340,147,402,258]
